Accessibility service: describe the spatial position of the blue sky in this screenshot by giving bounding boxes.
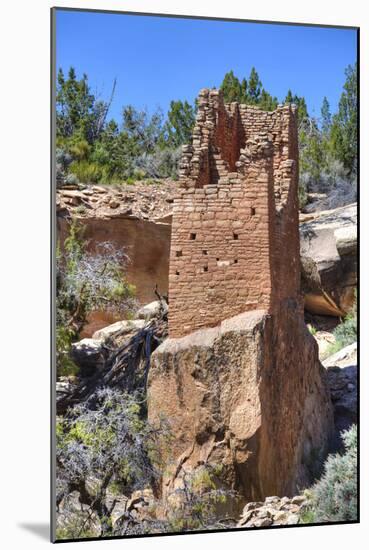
[56,9,357,122]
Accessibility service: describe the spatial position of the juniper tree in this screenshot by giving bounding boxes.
[165,100,196,147]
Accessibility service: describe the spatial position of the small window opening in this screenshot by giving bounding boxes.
[176,270,180,276]
[202,250,208,255]
[234,259,238,264]
[203,266,208,272]
[251,207,256,216]
[190,233,196,240]
[176,250,183,258]
[216,257,220,261]
[233,233,239,240]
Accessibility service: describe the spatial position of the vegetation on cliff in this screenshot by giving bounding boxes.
[56,64,357,209]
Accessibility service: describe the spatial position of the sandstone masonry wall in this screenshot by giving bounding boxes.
[169,89,299,337]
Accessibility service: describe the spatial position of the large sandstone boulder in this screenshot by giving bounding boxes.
[92,319,146,340]
[148,302,333,504]
[300,204,357,316]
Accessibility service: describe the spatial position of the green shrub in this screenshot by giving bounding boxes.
[75,204,86,215]
[302,425,357,523]
[333,309,357,349]
[125,177,135,185]
[326,294,357,357]
[69,160,106,184]
[65,173,79,185]
[69,138,91,161]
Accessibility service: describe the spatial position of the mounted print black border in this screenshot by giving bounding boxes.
[50,5,360,543]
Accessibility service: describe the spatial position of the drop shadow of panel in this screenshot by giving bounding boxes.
[18,523,49,541]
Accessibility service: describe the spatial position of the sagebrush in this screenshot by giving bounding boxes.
[302,425,357,523]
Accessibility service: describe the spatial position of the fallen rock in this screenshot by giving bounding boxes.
[109,199,120,209]
[253,517,273,527]
[323,341,357,368]
[291,495,306,505]
[273,510,289,524]
[243,502,263,513]
[236,495,306,528]
[136,300,168,320]
[56,377,77,406]
[335,225,357,256]
[287,514,300,525]
[238,510,254,525]
[265,496,279,505]
[70,338,106,375]
[92,319,146,341]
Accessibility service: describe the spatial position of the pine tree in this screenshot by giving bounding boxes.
[321,96,332,135]
[240,78,248,103]
[247,67,262,104]
[330,63,357,174]
[56,67,102,142]
[165,100,196,147]
[259,89,278,111]
[285,89,294,104]
[220,70,243,103]
[284,91,309,123]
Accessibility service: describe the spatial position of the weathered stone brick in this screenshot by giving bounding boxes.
[168,89,299,338]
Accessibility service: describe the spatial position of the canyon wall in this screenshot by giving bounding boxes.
[57,215,171,335]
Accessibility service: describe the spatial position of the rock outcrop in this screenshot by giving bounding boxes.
[70,319,147,375]
[57,183,174,336]
[57,180,177,221]
[70,338,107,375]
[237,494,307,527]
[149,307,333,503]
[300,204,357,316]
[136,300,168,320]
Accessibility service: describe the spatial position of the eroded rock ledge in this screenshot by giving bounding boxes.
[300,203,357,315]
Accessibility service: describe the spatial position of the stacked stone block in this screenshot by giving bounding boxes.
[170,89,299,337]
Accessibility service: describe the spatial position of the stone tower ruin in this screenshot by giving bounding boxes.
[148,89,333,504]
[169,88,300,338]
